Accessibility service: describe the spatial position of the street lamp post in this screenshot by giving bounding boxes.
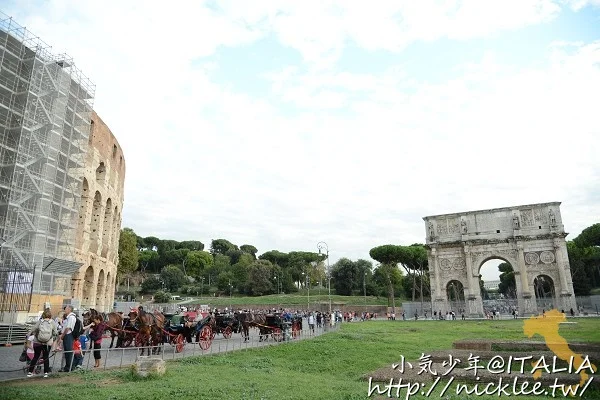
[201,276,205,298]
[317,241,331,314]
[364,271,367,314]
[307,273,310,310]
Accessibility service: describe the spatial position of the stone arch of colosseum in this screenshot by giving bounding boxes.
[69,112,125,312]
[424,202,577,317]
[101,198,112,258]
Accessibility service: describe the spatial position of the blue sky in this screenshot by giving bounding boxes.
[3,1,600,281]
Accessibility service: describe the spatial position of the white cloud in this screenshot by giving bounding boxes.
[3,1,599,265]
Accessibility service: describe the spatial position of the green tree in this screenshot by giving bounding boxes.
[118,228,139,278]
[225,248,244,265]
[497,262,516,298]
[210,239,238,255]
[232,253,253,292]
[573,223,600,248]
[392,244,428,302]
[160,265,186,292]
[143,236,161,251]
[185,251,213,279]
[246,260,274,296]
[139,250,159,274]
[177,240,204,251]
[136,235,146,250]
[153,290,170,303]
[240,244,258,260]
[259,250,289,267]
[369,245,404,313]
[331,258,359,295]
[217,271,235,293]
[140,275,162,294]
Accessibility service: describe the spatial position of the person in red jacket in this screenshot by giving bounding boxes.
[88,315,107,368]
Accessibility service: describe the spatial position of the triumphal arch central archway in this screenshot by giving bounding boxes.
[423,202,577,317]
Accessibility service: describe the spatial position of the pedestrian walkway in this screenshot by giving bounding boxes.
[0,321,339,382]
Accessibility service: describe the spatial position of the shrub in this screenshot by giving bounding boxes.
[153,290,170,303]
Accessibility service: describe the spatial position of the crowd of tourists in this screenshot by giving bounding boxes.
[23,305,105,377]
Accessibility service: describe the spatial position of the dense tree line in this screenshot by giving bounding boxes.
[568,223,600,295]
[116,222,599,299]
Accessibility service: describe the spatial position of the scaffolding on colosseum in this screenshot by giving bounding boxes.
[0,12,95,315]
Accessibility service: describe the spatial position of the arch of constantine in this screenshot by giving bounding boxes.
[424,202,577,317]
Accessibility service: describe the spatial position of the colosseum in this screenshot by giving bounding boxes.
[71,112,125,312]
[0,13,125,323]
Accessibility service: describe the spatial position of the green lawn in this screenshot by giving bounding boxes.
[2,318,599,400]
[173,293,405,307]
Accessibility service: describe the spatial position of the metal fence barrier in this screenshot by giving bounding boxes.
[0,319,341,381]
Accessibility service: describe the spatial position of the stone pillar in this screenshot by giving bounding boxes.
[430,247,446,313]
[516,242,535,315]
[462,245,484,317]
[431,248,442,298]
[553,240,569,295]
[463,246,474,296]
[553,238,577,312]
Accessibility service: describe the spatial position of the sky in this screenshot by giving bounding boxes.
[3,1,600,281]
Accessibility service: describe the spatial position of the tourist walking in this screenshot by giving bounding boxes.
[27,309,58,378]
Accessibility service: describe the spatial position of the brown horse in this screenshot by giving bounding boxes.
[234,311,270,341]
[82,309,123,348]
[128,309,165,355]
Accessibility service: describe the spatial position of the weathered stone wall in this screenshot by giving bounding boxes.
[70,112,126,312]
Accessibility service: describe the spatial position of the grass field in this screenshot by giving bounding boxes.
[2,318,599,400]
[177,293,403,308]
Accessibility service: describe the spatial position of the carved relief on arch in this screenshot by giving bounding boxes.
[470,249,518,268]
[524,250,556,265]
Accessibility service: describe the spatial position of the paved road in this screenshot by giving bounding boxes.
[0,321,338,381]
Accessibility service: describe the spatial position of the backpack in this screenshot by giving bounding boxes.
[36,320,53,343]
[72,318,83,338]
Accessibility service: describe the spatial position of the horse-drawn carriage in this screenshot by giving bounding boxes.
[259,314,289,342]
[162,313,191,353]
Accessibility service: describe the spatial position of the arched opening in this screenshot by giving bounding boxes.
[479,258,517,316]
[446,280,465,315]
[82,266,94,308]
[76,178,90,249]
[101,198,112,258]
[534,274,556,311]
[96,269,106,310]
[95,162,106,182]
[112,209,120,263]
[479,259,503,299]
[105,272,112,307]
[89,191,102,254]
